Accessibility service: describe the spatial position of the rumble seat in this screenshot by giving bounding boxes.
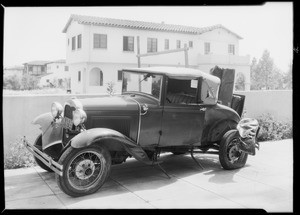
[167,93,196,104]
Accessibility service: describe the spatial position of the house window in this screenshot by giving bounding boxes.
[28,66,33,72]
[118,70,123,81]
[77,34,82,49]
[165,39,169,50]
[57,65,59,69]
[123,36,134,51]
[147,38,157,53]
[72,36,76,50]
[64,66,69,71]
[189,41,193,48]
[204,42,210,55]
[41,67,45,72]
[176,40,181,49]
[94,34,107,49]
[228,44,235,55]
[78,71,81,82]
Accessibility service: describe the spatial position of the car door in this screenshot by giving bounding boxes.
[159,103,206,147]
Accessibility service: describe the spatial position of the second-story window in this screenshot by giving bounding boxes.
[204,42,210,55]
[189,41,193,48]
[77,34,82,49]
[64,66,69,71]
[228,44,235,55]
[94,34,107,49]
[176,40,181,49]
[72,36,76,50]
[165,39,169,50]
[147,38,157,53]
[123,36,134,51]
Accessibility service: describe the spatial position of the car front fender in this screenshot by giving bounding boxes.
[70,128,156,165]
[32,112,63,150]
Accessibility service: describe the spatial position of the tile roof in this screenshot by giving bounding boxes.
[23,61,50,66]
[62,14,242,39]
[46,59,66,64]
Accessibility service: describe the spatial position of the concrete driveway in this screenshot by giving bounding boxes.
[4,139,293,211]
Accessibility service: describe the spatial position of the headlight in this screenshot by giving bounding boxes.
[72,109,87,126]
[237,118,259,138]
[51,102,63,118]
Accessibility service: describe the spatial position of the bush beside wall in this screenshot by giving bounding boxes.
[257,113,293,141]
[4,138,35,169]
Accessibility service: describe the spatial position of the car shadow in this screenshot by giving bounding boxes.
[32,152,247,207]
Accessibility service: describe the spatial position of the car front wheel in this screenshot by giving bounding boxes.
[55,144,111,197]
[219,130,248,170]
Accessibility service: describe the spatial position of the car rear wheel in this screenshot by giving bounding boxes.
[33,135,53,172]
[219,130,248,170]
[55,144,111,197]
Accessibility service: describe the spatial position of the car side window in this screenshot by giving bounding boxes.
[201,78,218,105]
[165,78,198,105]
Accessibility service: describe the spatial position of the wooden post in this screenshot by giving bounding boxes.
[137,36,141,68]
[184,44,189,68]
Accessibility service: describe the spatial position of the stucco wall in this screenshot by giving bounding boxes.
[235,90,292,121]
[3,90,292,151]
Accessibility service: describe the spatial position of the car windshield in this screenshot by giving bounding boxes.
[122,71,163,100]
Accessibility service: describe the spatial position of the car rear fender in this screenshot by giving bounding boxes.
[70,128,154,165]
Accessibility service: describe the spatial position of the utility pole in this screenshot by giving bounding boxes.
[137,36,141,68]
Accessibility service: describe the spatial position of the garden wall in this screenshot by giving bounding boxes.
[3,90,292,150]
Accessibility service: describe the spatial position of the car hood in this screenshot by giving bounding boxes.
[66,95,139,112]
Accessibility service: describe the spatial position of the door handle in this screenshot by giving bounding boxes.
[140,104,148,115]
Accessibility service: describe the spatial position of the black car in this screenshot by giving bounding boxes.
[24,66,259,197]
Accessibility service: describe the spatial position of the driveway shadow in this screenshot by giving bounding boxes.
[15,152,248,208]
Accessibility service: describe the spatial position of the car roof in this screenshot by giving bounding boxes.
[122,66,220,84]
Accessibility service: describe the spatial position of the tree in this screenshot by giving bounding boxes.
[4,75,21,90]
[283,62,292,89]
[250,50,285,90]
[235,72,245,91]
[21,75,40,90]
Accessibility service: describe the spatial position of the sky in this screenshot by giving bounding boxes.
[3,3,293,73]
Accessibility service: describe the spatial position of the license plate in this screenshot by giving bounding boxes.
[61,117,73,130]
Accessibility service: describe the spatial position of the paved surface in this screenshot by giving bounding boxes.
[4,139,293,211]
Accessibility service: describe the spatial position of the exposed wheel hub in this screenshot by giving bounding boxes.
[75,159,95,180]
[228,143,241,162]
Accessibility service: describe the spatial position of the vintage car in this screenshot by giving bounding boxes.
[24,66,260,197]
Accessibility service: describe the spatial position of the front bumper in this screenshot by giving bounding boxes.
[23,137,63,176]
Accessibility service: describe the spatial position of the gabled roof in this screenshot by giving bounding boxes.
[123,66,220,84]
[62,14,243,39]
[23,61,50,66]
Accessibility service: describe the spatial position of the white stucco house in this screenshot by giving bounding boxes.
[63,14,250,94]
[39,59,70,89]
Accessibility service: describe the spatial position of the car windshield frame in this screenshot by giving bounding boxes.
[122,71,163,102]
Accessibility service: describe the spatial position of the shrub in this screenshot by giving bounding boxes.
[257,113,293,141]
[106,81,116,95]
[4,138,35,169]
[20,75,40,90]
[4,75,21,90]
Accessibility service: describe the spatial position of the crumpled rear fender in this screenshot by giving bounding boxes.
[32,112,63,150]
[70,128,155,165]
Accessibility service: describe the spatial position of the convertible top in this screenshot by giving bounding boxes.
[123,66,220,84]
